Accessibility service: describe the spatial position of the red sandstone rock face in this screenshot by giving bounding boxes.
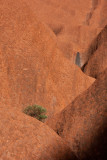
[25,0,107,65]
[0,0,94,115]
[0,106,78,160]
[46,69,107,159]
[0,0,106,159]
[82,25,107,78]
[0,49,12,107]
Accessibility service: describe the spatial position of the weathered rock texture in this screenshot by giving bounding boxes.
[0,106,78,160]
[47,69,107,160]
[82,25,107,78]
[0,0,106,159]
[25,0,107,65]
[0,0,94,115]
[0,49,12,107]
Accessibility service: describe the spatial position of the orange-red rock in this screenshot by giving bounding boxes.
[0,106,78,160]
[0,49,12,107]
[46,69,107,159]
[0,0,94,115]
[25,0,107,65]
[82,25,107,78]
[0,0,106,159]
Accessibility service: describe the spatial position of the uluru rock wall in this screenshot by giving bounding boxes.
[25,0,107,65]
[0,0,94,115]
[0,0,106,159]
[46,69,107,159]
[0,49,12,107]
[0,105,78,160]
[82,25,107,78]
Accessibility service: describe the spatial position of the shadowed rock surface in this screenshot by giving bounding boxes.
[82,25,107,78]
[46,69,107,159]
[75,52,81,67]
[0,0,94,116]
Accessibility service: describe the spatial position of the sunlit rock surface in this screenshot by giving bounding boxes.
[25,0,107,65]
[0,0,94,115]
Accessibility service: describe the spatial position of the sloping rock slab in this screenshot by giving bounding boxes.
[0,0,94,115]
[0,106,78,160]
[82,25,107,78]
[47,69,107,160]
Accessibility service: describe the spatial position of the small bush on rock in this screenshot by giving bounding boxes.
[23,104,47,122]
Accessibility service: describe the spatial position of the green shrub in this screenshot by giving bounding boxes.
[23,104,47,122]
